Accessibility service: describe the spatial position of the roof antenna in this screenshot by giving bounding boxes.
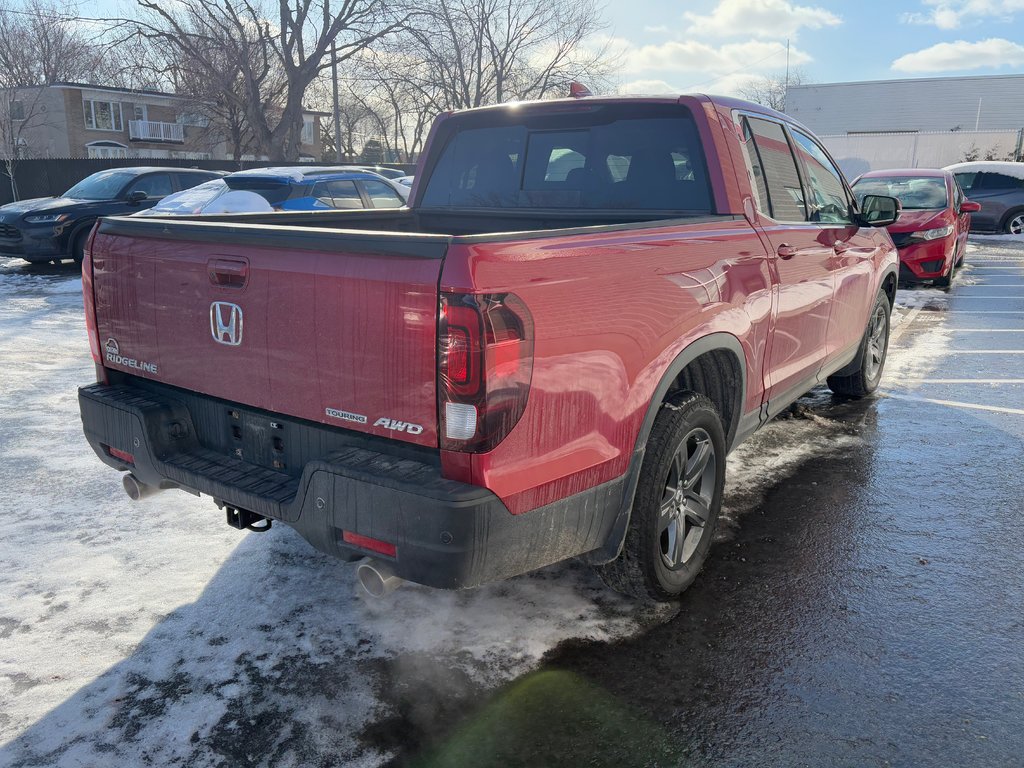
[569,81,592,98]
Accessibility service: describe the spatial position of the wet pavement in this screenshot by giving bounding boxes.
[373,241,1024,767]
[1,239,1023,767]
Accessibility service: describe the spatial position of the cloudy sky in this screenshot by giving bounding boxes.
[605,0,1024,94]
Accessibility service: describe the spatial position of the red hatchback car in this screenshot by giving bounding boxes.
[852,169,981,288]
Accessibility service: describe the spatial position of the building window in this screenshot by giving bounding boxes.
[10,100,25,121]
[178,111,210,127]
[133,104,148,122]
[301,116,314,145]
[84,99,123,131]
[87,141,128,158]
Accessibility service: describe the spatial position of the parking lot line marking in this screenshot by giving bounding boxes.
[888,305,922,344]
[898,379,1024,384]
[884,394,1024,417]
[944,350,1024,354]
[950,328,1024,332]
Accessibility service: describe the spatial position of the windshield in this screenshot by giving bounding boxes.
[64,170,135,201]
[148,180,228,214]
[853,176,948,210]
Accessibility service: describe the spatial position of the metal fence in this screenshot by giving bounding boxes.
[0,158,417,206]
[820,129,1024,178]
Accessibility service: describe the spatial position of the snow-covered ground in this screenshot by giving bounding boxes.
[0,238,1010,766]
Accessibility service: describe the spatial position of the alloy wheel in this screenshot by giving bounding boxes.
[659,428,717,569]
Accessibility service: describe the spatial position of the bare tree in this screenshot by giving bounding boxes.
[0,2,98,199]
[123,0,410,161]
[738,68,810,113]
[402,0,613,111]
[313,0,612,163]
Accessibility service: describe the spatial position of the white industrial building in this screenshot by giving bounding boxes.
[785,74,1024,176]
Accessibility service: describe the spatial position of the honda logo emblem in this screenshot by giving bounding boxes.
[210,302,243,346]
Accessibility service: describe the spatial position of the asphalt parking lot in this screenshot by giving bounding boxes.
[1,237,1022,767]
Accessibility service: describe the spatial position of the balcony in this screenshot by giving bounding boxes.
[128,120,184,143]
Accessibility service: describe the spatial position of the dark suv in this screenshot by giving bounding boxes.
[945,162,1024,234]
[0,167,222,264]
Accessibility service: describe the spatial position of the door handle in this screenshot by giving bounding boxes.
[208,258,249,288]
[776,243,798,259]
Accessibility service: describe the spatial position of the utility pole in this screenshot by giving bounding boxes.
[331,42,343,162]
[785,38,790,90]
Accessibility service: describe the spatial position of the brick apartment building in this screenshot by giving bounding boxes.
[4,82,325,161]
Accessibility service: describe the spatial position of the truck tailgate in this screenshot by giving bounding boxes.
[90,218,449,448]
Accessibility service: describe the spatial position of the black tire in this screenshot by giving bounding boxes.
[935,254,955,290]
[1002,209,1024,236]
[826,289,891,398]
[71,230,88,264]
[595,392,726,601]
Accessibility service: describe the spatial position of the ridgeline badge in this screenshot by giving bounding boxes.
[104,337,158,374]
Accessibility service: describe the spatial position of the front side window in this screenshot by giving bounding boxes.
[126,173,173,198]
[744,117,807,222]
[791,130,852,224]
[420,105,712,212]
[954,172,977,192]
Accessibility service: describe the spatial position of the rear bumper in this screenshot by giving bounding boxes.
[79,381,621,589]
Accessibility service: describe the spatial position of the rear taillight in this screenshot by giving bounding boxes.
[82,237,100,364]
[438,292,534,452]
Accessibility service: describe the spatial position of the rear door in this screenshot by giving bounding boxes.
[91,219,447,447]
[738,115,835,414]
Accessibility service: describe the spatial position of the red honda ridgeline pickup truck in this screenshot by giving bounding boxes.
[79,95,900,601]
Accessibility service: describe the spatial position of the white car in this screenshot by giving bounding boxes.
[133,180,273,216]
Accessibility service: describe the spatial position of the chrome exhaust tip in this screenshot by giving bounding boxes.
[357,559,404,598]
[122,473,161,501]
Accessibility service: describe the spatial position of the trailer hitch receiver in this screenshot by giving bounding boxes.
[225,506,272,532]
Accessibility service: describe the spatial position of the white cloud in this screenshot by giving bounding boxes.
[643,24,670,33]
[683,0,841,39]
[892,38,1024,71]
[618,79,682,94]
[624,39,811,79]
[902,0,1024,29]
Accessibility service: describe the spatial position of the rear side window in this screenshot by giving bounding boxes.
[311,180,363,209]
[744,117,807,221]
[790,130,852,224]
[985,173,1024,191]
[361,179,405,208]
[421,105,712,212]
[175,172,215,191]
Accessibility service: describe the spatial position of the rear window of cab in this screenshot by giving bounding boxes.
[420,103,713,213]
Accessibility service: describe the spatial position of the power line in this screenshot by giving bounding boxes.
[684,47,787,92]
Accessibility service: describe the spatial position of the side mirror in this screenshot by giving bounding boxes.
[126,190,148,203]
[857,194,900,227]
[960,200,981,213]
